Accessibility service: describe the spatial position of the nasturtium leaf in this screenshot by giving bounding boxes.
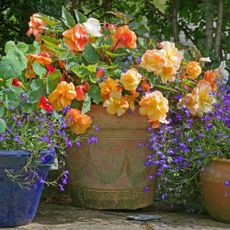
[27,89,43,103]
[17,42,29,53]
[62,6,76,28]
[88,85,102,104]
[30,78,44,91]
[83,43,99,64]
[74,9,87,23]
[0,118,6,133]
[0,58,22,79]
[32,62,47,77]
[82,93,91,114]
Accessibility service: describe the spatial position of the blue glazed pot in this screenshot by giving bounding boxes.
[0,150,50,227]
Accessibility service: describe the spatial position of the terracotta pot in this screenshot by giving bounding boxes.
[200,158,230,223]
[66,105,156,210]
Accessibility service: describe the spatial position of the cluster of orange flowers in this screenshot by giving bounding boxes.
[23,13,220,135]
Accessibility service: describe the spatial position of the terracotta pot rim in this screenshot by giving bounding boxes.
[212,158,230,163]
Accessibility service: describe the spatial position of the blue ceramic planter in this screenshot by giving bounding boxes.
[0,150,50,227]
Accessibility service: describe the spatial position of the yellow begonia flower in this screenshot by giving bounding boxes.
[159,41,183,70]
[103,91,129,116]
[139,91,169,127]
[48,81,76,111]
[99,77,121,101]
[120,68,142,91]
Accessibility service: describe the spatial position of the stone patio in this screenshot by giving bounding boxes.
[4,200,230,230]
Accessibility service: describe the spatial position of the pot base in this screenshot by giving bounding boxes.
[70,187,155,210]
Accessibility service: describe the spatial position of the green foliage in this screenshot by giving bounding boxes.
[82,93,91,114]
[62,6,76,28]
[46,70,62,94]
[83,43,99,64]
[0,41,27,79]
[88,85,102,104]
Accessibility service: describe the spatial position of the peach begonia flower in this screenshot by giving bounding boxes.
[141,42,183,83]
[178,80,216,117]
[204,70,219,91]
[29,52,52,65]
[186,61,202,78]
[63,24,89,53]
[26,14,46,40]
[112,25,137,50]
[99,77,121,100]
[103,91,129,116]
[140,49,165,74]
[120,68,142,91]
[160,64,177,83]
[139,91,169,128]
[65,109,92,134]
[48,81,76,111]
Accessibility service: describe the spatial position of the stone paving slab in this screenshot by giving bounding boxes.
[3,203,230,230]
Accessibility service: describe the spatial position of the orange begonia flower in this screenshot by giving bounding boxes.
[120,68,142,91]
[178,80,216,117]
[125,90,139,111]
[103,91,129,116]
[99,77,121,100]
[29,52,52,65]
[48,81,77,111]
[65,109,92,134]
[186,61,202,78]
[204,70,219,91]
[141,80,151,92]
[139,91,169,127]
[26,14,46,40]
[112,25,137,50]
[63,24,89,53]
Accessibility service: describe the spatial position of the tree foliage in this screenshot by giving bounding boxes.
[0,0,229,70]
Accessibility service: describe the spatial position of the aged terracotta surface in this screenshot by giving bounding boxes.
[200,159,230,223]
[66,105,156,210]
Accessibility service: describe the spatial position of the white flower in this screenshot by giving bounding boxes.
[217,61,229,84]
[200,57,211,62]
[83,18,102,37]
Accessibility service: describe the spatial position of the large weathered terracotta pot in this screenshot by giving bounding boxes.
[66,105,156,210]
[200,159,230,223]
